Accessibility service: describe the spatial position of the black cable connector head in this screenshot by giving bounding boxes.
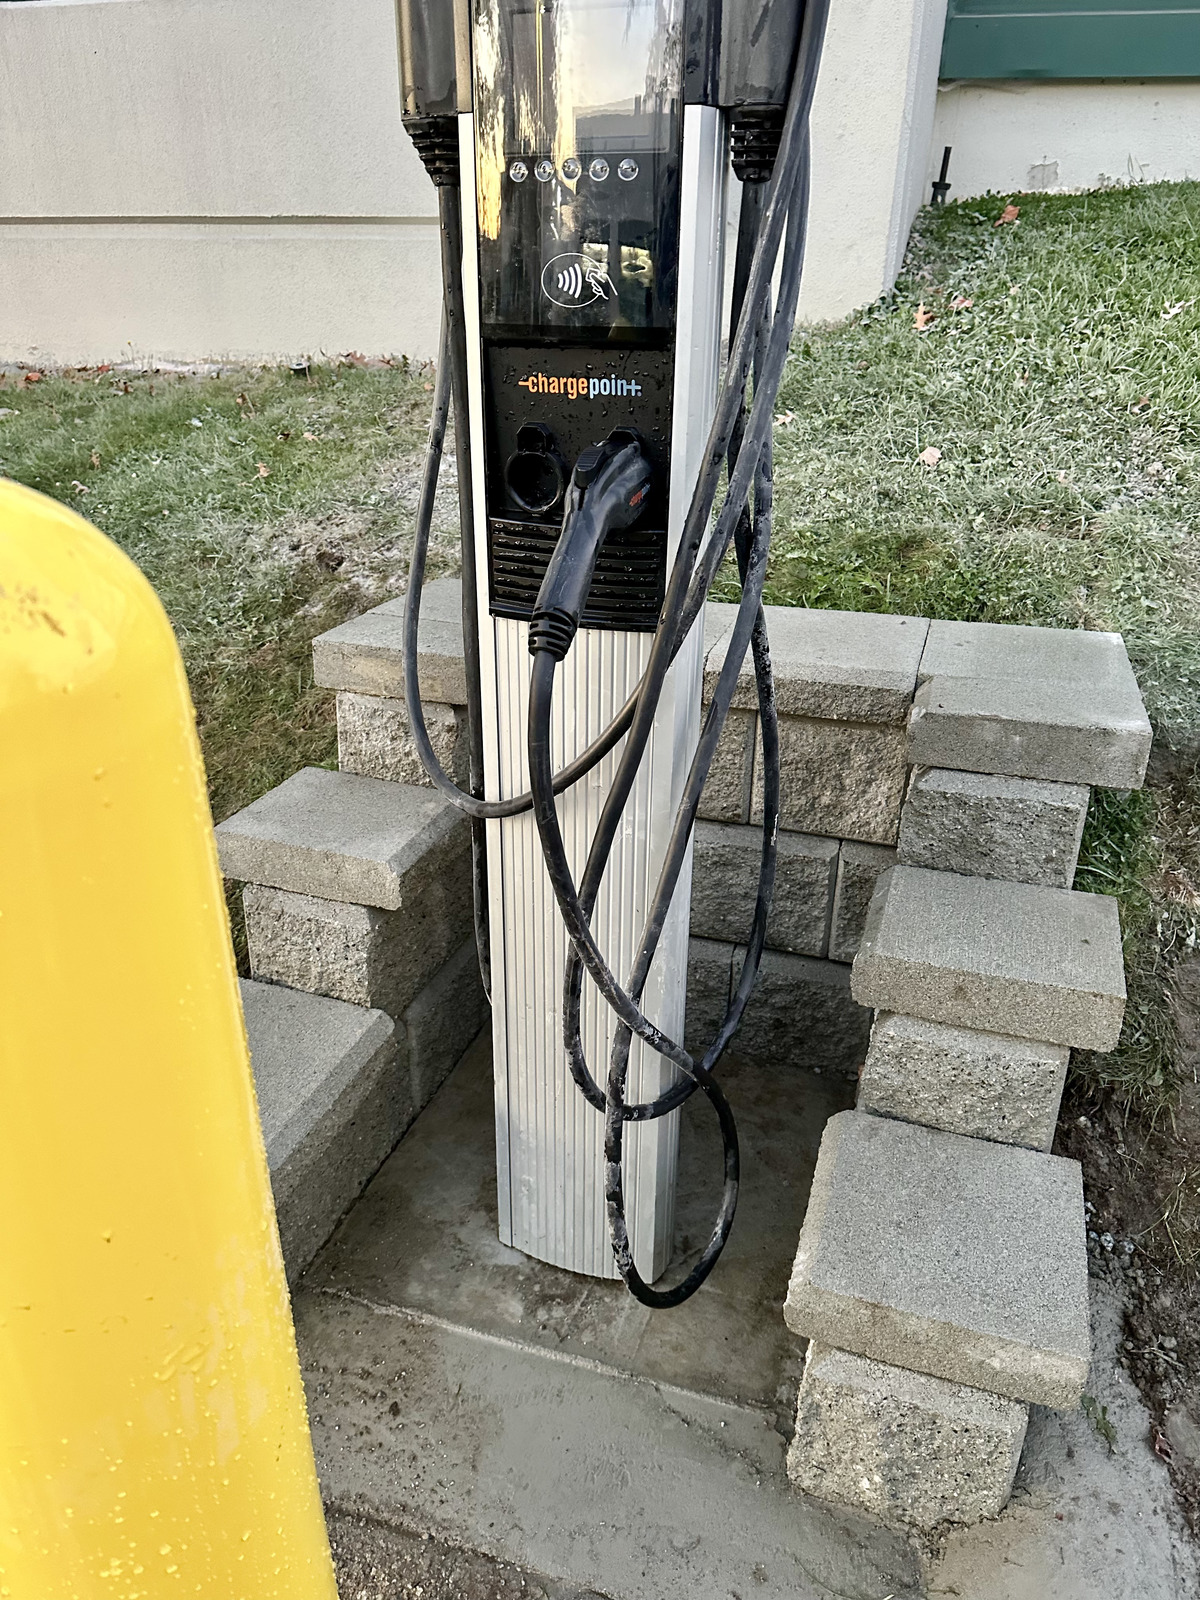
[529,434,653,661]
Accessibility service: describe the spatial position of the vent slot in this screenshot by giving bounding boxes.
[488,518,666,632]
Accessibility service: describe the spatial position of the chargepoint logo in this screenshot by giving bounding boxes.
[517,371,643,401]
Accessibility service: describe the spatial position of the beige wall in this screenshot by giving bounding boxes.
[2,0,956,363]
[930,80,1200,200]
[0,0,442,364]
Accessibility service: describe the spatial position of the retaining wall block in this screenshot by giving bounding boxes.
[784,1111,1091,1408]
[788,1342,1028,1531]
[697,706,756,824]
[852,865,1126,1051]
[829,841,897,964]
[732,946,872,1078]
[690,820,837,957]
[337,690,468,788]
[898,767,1088,889]
[244,872,472,1021]
[752,716,909,845]
[403,936,489,1111]
[858,1013,1068,1152]
[241,979,408,1284]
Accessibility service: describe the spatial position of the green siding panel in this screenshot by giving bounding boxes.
[941,1,1200,78]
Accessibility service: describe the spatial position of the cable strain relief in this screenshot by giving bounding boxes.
[528,608,578,662]
[730,107,785,184]
[404,115,459,186]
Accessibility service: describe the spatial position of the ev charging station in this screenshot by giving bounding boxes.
[397,0,826,1306]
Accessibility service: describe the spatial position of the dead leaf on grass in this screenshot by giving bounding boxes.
[90,449,101,468]
[913,302,935,331]
[1162,299,1196,321]
[950,295,973,311]
[917,446,942,468]
[23,371,42,385]
[254,463,270,479]
[994,204,1020,226]
[70,479,88,494]
[302,430,320,442]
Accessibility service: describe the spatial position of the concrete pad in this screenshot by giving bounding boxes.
[928,1281,1198,1600]
[215,766,468,911]
[307,1035,851,1409]
[732,945,872,1078]
[788,1343,1028,1530]
[858,1013,1069,1151]
[243,870,472,1018]
[240,978,404,1283]
[899,767,1089,888]
[752,715,909,845]
[297,1042,923,1600]
[784,1111,1092,1408]
[830,841,897,964]
[312,577,468,705]
[852,865,1126,1051]
[690,820,837,957]
[912,621,1151,789]
[298,1293,922,1600]
[706,603,929,724]
[337,690,468,787]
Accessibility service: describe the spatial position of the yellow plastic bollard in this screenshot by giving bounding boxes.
[0,481,339,1600]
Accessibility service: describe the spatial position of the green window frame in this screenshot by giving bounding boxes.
[941,0,1200,79]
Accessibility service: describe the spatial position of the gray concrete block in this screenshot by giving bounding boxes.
[898,768,1089,889]
[858,1013,1069,1151]
[912,620,1151,790]
[337,691,468,788]
[312,578,467,706]
[752,715,908,846]
[732,946,872,1078]
[241,978,408,1283]
[784,1111,1092,1408]
[705,604,928,725]
[829,841,897,964]
[697,706,756,824]
[403,937,489,1110]
[851,865,1126,1051]
[690,820,837,957]
[788,1342,1028,1530]
[216,766,468,911]
[244,869,473,1019]
[685,936,733,1055]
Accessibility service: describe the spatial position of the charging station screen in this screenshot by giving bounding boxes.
[474,0,685,343]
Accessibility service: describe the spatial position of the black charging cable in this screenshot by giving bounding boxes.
[403,0,830,1306]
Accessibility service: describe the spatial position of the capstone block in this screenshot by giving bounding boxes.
[706,603,928,724]
[851,865,1126,1051]
[337,691,468,788]
[216,766,468,911]
[312,578,467,705]
[898,767,1089,888]
[784,1111,1092,1407]
[690,820,837,957]
[697,706,756,824]
[787,1342,1028,1531]
[731,946,871,1077]
[241,978,408,1283]
[403,937,488,1110]
[244,868,472,1019]
[752,715,908,845]
[912,620,1151,790]
[829,841,897,964]
[858,1013,1068,1151]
